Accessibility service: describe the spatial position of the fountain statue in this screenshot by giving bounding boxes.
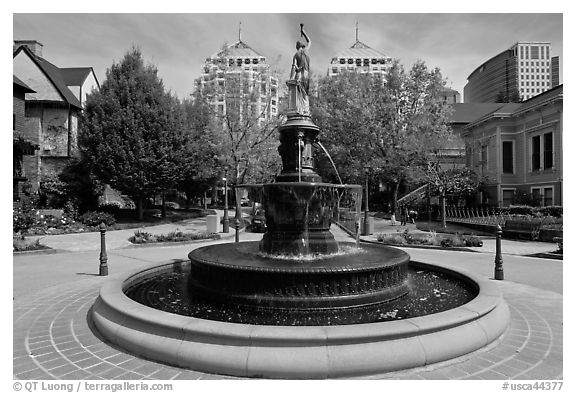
[186,24,411,310]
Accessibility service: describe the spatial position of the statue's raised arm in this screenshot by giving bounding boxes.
[300,24,311,50]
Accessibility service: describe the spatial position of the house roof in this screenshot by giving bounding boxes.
[13,45,83,109]
[449,103,506,123]
[213,40,264,59]
[462,84,563,129]
[13,75,35,93]
[61,67,98,87]
[333,40,389,60]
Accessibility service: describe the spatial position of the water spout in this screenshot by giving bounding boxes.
[316,141,343,185]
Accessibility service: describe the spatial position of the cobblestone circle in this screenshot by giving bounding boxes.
[13,275,562,380]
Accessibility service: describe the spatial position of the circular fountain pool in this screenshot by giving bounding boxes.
[124,245,477,326]
[91,246,509,378]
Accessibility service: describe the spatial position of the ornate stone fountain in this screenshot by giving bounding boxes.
[187,23,410,311]
[91,25,510,379]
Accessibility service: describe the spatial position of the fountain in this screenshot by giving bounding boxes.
[91,25,510,379]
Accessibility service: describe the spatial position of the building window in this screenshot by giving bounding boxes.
[532,135,541,171]
[544,132,553,169]
[544,187,553,206]
[502,189,515,207]
[502,141,514,174]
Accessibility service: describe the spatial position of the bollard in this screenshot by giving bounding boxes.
[494,224,504,280]
[99,222,108,276]
[235,218,240,243]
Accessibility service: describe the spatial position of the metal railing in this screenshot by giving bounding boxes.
[444,206,562,230]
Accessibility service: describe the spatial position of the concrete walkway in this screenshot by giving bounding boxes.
[27,209,237,252]
[13,216,563,380]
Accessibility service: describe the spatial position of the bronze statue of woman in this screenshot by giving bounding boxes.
[290,24,311,95]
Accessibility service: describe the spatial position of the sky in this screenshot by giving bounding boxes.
[12,12,563,100]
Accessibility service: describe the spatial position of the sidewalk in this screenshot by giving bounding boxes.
[13,217,563,380]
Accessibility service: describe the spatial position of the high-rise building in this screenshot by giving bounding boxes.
[327,25,391,77]
[464,42,559,103]
[193,36,279,124]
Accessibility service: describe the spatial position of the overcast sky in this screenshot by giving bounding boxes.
[13,13,563,99]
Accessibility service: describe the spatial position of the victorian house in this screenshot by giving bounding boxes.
[12,40,99,199]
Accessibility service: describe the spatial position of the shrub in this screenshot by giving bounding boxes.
[98,202,122,216]
[13,236,46,252]
[129,230,154,243]
[13,196,39,233]
[79,211,116,227]
[463,235,483,247]
[128,230,220,244]
[508,205,536,216]
[539,206,562,218]
[376,233,407,245]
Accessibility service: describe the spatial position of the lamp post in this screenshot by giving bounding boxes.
[222,166,230,233]
[363,165,371,236]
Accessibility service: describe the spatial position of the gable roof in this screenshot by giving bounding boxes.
[13,45,83,109]
[13,75,35,93]
[213,40,264,59]
[333,40,389,60]
[462,85,563,129]
[450,103,506,123]
[61,67,99,87]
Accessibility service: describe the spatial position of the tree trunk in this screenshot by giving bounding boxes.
[137,197,144,221]
[161,191,166,218]
[391,181,400,215]
[440,190,446,228]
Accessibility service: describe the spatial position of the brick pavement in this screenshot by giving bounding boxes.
[13,222,563,380]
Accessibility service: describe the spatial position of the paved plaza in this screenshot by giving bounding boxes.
[13,213,563,380]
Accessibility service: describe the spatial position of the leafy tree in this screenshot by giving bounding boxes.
[80,47,194,220]
[312,60,454,212]
[195,44,282,185]
[422,158,483,227]
[178,94,221,206]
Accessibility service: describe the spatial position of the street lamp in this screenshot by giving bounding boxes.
[363,165,371,236]
[222,165,230,233]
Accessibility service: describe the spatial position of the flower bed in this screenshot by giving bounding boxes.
[128,230,220,244]
[376,230,483,248]
[13,236,50,252]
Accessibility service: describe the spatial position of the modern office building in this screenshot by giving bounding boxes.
[328,26,392,77]
[193,36,279,124]
[464,42,560,103]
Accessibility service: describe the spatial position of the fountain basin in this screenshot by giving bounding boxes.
[91,259,510,379]
[188,242,410,309]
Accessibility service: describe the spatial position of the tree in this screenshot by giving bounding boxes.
[423,159,482,228]
[177,94,221,207]
[80,47,194,220]
[312,60,454,212]
[195,44,283,185]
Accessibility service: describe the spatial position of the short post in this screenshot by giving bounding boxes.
[235,218,241,243]
[234,190,241,243]
[494,224,504,280]
[99,222,108,276]
[222,166,229,233]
